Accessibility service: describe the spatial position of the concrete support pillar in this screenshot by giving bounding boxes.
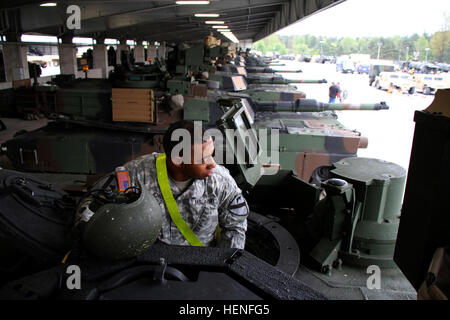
[2,43,29,81]
[134,44,145,63]
[93,44,108,78]
[147,45,157,64]
[116,41,129,65]
[58,44,77,75]
[157,43,166,60]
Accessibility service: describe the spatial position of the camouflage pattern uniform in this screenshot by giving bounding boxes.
[78,153,249,249]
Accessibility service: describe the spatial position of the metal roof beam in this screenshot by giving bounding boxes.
[2,0,345,43]
[254,0,345,41]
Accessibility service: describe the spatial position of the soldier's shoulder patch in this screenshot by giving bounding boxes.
[228,194,248,216]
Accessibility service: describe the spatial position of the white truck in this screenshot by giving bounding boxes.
[374,72,415,94]
[413,73,450,95]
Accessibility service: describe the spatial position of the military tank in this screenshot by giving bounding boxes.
[211,102,415,300]
[183,95,387,183]
[0,74,384,186]
[218,64,303,74]
[0,39,422,300]
[0,38,383,187]
[210,71,326,87]
[237,54,286,67]
[0,98,415,301]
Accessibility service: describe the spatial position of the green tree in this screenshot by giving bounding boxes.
[254,41,266,54]
[293,36,308,54]
[339,37,358,54]
[273,43,287,54]
[414,35,430,61]
[430,12,450,63]
[401,37,415,61]
[358,38,369,54]
[430,30,450,63]
[255,31,448,63]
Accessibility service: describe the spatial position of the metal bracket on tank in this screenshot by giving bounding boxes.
[19,148,38,165]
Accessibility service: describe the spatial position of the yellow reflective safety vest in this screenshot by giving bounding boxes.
[155,153,204,247]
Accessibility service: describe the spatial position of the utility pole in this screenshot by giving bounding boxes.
[377,42,382,60]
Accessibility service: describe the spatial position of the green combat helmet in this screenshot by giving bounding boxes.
[81,177,163,261]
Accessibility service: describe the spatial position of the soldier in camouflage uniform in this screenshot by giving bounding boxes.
[76,120,249,249]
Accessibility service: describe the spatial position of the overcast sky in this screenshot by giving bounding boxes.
[276,0,450,38]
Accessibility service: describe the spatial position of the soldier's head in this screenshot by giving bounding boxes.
[163,120,216,180]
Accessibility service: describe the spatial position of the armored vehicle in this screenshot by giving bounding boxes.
[374,72,415,94]
[0,42,388,192]
[218,64,303,74]
[235,54,286,68]
[0,44,426,302]
[1,0,444,303]
[0,94,419,301]
[413,73,450,95]
[369,62,396,86]
[183,95,387,184]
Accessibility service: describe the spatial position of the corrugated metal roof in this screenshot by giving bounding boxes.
[0,0,344,43]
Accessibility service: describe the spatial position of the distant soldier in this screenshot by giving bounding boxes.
[329,82,339,103]
[76,120,249,249]
[107,46,116,66]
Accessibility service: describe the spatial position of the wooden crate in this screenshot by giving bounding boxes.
[13,79,32,89]
[112,88,154,123]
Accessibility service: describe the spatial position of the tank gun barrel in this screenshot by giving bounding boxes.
[246,67,303,73]
[243,63,286,68]
[247,77,327,85]
[272,69,303,73]
[242,60,286,67]
[253,99,389,112]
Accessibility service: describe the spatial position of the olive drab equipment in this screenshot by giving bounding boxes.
[216,103,407,274]
[0,168,75,284]
[81,170,163,260]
